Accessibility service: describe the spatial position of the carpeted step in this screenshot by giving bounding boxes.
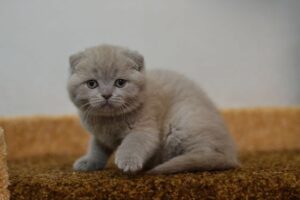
[8,151,300,200]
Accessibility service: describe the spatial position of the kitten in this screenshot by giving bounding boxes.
[67,44,239,174]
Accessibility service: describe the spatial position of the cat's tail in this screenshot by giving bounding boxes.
[147,152,240,174]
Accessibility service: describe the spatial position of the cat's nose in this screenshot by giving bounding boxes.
[102,94,112,100]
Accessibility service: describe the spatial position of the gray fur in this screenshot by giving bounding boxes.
[67,44,239,174]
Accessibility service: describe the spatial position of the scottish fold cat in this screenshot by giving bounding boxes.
[67,44,239,174]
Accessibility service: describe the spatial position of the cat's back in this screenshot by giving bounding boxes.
[146,69,210,104]
[145,69,220,124]
[146,69,195,94]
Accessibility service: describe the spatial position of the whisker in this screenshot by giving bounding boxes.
[79,102,91,110]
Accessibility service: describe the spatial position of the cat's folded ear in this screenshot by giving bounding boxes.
[124,50,144,71]
[69,52,84,73]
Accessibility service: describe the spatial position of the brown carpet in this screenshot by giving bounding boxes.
[0,108,300,199]
[8,151,300,200]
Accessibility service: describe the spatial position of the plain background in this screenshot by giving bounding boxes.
[1,0,299,116]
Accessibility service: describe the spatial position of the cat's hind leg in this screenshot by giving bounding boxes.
[147,150,239,174]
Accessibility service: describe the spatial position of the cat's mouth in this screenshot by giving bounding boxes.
[87,100,115,112]
[85,99,138,116]
[100,101,113,108]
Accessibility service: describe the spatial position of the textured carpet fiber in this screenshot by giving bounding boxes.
[0,129,9,200]
[8,151,300,200]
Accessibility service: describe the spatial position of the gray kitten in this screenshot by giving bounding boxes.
[67,44,239,174]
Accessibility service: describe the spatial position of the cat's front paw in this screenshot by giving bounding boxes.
[115,152,143,173]
[73,156,105,172]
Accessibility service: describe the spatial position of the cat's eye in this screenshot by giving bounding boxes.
[86,80,98,89]
[114,79,127,88]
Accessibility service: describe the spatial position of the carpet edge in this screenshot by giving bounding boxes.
[0,128,10,200]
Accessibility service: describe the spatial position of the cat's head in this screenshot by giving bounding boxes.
[67,44,146,117]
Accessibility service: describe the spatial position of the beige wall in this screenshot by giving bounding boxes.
[0,0,299,116]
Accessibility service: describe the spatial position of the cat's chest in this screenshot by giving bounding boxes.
[84,117,133,149]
